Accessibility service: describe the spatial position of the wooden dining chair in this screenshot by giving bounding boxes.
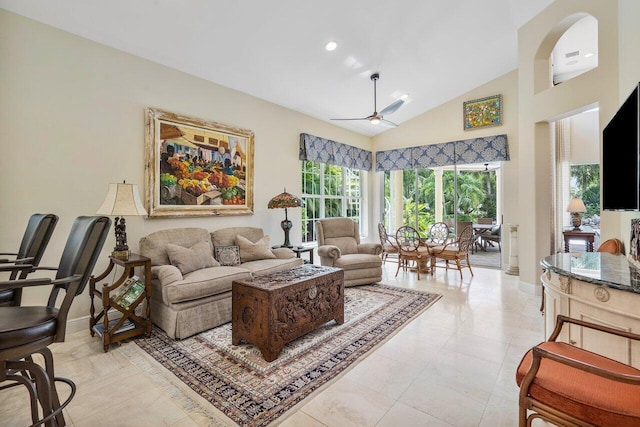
[395,225,430,279]
[429,225,475,279]
[378,222,399,264]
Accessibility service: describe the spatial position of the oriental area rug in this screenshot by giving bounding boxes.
[132,284,441,426]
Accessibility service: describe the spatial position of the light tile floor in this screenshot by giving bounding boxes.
[1,263,553,426]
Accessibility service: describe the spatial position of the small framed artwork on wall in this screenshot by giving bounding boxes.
[463,94,503,130]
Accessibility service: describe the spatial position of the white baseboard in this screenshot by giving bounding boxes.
[518,280,542,296]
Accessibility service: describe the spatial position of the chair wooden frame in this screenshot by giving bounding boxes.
[429,225,475,279]
[378,222,399,264]
[395,225,430,279]
[518,314,640,427]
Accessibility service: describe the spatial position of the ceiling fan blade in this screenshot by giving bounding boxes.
[330,117,369,121]
[379,99,404,116]
[380,118,399,128]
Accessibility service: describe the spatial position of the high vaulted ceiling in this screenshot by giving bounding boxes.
[1,0,558,136]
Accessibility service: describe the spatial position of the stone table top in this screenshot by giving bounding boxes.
[541,252,640,294]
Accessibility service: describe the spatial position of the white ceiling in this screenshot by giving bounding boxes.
[1,0,561,137]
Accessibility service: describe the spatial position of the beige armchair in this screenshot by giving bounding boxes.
[316,218,383,287]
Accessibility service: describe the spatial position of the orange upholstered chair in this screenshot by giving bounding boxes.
[597,238,625,255]
[516,315,640,426]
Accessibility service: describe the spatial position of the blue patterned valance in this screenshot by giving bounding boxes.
[375,134,509,171]
[454,134,509,165]
[299,133,373,171]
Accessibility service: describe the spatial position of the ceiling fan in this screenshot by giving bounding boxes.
[331,73,404,128]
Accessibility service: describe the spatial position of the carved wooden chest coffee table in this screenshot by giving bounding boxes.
[232,265,344,362]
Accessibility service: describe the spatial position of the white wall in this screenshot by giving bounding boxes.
[0,10,371,324]
[570,109,599,165]
[518,0,622,289]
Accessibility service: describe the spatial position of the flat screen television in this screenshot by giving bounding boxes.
[602,82,640,211]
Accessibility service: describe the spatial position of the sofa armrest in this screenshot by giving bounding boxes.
[152,265,183,286]
[317,245,341,260]
[272,247,296,259]
[358,243,382,255]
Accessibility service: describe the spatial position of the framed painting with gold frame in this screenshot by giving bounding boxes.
[463,94,503,130]
[145,107,254,218]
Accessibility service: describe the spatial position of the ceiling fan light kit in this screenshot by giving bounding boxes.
[331,72,404,128]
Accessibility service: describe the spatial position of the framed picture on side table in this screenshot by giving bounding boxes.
[145,107,255,218]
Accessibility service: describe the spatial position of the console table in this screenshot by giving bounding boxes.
[562,226,595,252]
[540,252,640,368]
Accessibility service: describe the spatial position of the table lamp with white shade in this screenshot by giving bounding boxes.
[566,197,587,231]
[96,181,148,260]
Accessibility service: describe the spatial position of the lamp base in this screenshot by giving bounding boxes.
[111,250,130,260]
[281,218,292,248]
[571,212,582,230]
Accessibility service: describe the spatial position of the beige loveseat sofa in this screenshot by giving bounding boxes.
[139,227,303,339]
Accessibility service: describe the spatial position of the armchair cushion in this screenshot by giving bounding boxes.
[236,235,276,262]
[166,241,219,275]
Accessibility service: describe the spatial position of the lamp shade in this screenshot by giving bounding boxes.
[566,197,587,213]
[267,190,303,209]
[96,183,148,216]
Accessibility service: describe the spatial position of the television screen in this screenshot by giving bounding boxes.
[602,83,639,211]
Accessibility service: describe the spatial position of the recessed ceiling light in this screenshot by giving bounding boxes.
[584,52,594,58]
[325,41,337,51]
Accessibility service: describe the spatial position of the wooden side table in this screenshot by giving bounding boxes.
[563,227,596,252]
[292,246,314,264]
[89,253,152,352]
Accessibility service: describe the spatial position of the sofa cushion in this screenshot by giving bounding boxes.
[240,257,304,275]
[166,241,219,274]
[211,227,264,247]
[214,245,241,266]
[140,228,211,266]
[161,266,251,304]
[237,235,276,262]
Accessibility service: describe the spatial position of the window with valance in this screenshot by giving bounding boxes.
[299,133,373,171]
[375,134,509,171]
[299,133,373,242]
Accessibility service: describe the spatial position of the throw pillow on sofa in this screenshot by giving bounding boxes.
[236,235,277,262]
[166,241,220,274]
[214,245,242,266]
